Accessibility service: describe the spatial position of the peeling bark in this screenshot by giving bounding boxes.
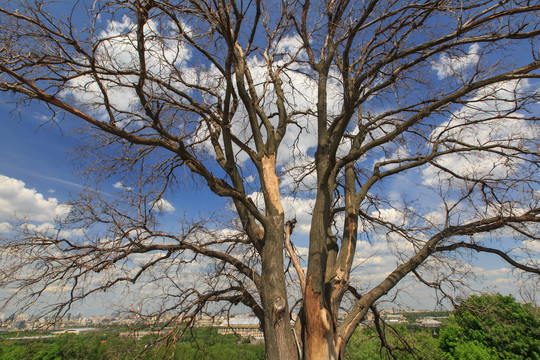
[305,275,338,360]
[261,154,283,215]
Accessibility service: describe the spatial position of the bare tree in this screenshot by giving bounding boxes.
[1,0,539,358]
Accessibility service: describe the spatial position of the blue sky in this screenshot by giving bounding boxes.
[0,97,228,221]
[0,100,230,316]
[0,106,78,222]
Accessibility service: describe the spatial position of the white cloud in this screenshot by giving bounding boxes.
[370,208,407,225]
[294,246,309,258]
[0,222,12,233]
[353,255,386,268]
[24,222,56,234]
[0,175,64,222]
[492,277,513,285]
[189,34,341,179]
[113,181,132,191]
[64,15,192,122]
[423,80,538,186]
[482,267,511,278]
[522,240,540,253]
[273,35,305,57]
[59,228,86,238]
[61,17,336,202]
[432,43,480,79]
[282,196,316,235]
[54,204,72,219]
[154,198,175,213]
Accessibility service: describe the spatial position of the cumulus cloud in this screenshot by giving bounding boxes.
[370,208,408,225]
[522,240,540,253]
[0,175,65,222]
[0,222,12,233]
[64,15,192,122]
[482,267,511,278]
[113,181,124,189]
[24,222,56,234]
[423,80,538,186]
[432,43,480,79]
[113,181,132,191]
[273,35,305,57]
[154,198,175,213]
[190,34,340,181]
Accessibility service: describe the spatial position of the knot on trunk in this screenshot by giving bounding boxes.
[255,226,264,242]
[272,296,286,323]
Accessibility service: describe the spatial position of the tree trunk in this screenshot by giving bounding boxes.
[260,214,298,360]
[303,148,340,359]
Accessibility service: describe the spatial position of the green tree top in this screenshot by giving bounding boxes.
[440,294,540,360]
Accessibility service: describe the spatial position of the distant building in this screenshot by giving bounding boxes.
[195,314,225,327]
[383,313,407,324]
[416,317,442,328]
[54,327,99,335]
[14,314,29,322]
[217,315,264,342]
[14,320,26,329]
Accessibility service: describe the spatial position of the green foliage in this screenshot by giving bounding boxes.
[32,343,62,360]
[450,341,492,360]
[345,326,388,359]
[144,328,265,360]
[0,327,264,360]
[345,324,446,360]
[346,294,539,359]
[439,294,540,360]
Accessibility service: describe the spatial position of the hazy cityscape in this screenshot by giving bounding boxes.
[0,308,447,341]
